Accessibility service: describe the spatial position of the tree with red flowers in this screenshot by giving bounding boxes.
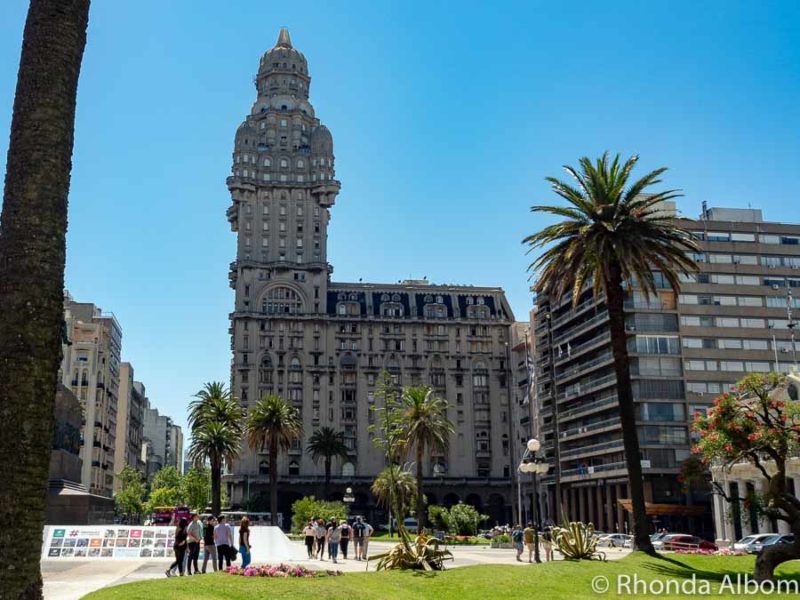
[693,372,800,581]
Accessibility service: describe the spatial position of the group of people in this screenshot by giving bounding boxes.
[302,516,374,564]
[166,514,252,577]
[511,523,554,563]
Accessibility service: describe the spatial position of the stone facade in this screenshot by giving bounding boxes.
[142,399,184,481]
[114,363,146,489]
[226,29,516,525]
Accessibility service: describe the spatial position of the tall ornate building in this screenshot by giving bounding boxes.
[226,29,515,524]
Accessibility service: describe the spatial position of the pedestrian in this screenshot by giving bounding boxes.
[511,524,524,562]
[186,513,203,575]
[327,518,342,564]
[202,516,217,573]
[166,518,188,577]
[353,516,374,561]
[339,519,351,559]
[541,527,554,562]
[239,517,252,568]
[523,522,535,563]
[214,515,233,570]
[315,518,327,560]
[302,520,316,559]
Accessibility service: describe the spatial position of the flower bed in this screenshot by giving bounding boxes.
[674,548,746,556]
[226,563,342,578]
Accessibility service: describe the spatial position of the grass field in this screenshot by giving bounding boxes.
[84,553,800,600]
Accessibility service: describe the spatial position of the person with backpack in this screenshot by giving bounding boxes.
[339,519,351,559]
[352,516,373,561]
[511,524,524,562]
[541,527,554,562]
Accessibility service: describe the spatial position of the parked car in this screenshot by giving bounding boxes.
[733,533,778,553]
[753,534,794,554]
[597,534,632,548]
[653,534,717,551]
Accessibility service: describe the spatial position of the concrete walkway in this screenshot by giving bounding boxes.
[41,540,632,599]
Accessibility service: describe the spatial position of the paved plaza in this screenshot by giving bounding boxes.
[42,540,631,599]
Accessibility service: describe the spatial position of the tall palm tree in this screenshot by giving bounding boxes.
[0,2,90,597]
[187,382,243,516]
[523,153,697,553]
[246,394,303,526]
[372,465,418,531]
[399,387,454,533]
[307,426,349,496]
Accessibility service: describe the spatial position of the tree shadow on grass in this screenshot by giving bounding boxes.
[642,554,800,584]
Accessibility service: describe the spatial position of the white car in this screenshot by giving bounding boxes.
[597,533,632,548]
[733,533,779,553]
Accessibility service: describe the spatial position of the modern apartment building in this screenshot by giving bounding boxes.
[225,29,516,525]
[142,399,184,480]
[533,206,799,536]
[60,293,122,498]
[114,363,146,489]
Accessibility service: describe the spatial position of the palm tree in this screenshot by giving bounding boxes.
[307,426,349,496]
[187,382,243,516]
[0,2,90,596]
[399,387,454,533]
[372,465,418,532]
[246,394,303,526]
[523,153,697,553]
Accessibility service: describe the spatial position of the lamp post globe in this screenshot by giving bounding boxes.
[527,438,541,453]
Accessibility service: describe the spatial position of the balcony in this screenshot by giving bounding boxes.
[559,393,618,422]
[554,332,611,366]
[560,416,621,440]
[555,351,613,383]
[560,438,624,459]
[558,372,617,402]
[561,461,627,481]
[552,296,601,329]
[552,310,609,347]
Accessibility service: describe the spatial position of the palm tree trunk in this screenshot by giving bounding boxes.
[269,441,278,526]
[324,456,331,498]
[605,264,654,554]
[211,457,222,517]
[0,2,89,598]
[416,444,425,533]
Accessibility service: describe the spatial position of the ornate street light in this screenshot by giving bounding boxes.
[518,438,550,564]
[343,486,355,513]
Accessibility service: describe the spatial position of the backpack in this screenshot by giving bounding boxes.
[512,529,523,543]
[353,522,365,538]
[340,524,350,538]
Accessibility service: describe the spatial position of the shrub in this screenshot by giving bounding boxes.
[290,496,348,533]
[551,522,606,561]
[371,533,453,571]
[427,505,453,532]
[427,503,488,536]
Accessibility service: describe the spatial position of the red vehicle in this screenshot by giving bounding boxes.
[151,505,192,526]
[656,534,717,551]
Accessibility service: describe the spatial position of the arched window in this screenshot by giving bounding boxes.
[297,159,304,168]
[342,462,355,477]
[467,304,491,319]
[424,303,447,319]
[381,302,403,317]
[259,460,269,475]
[337,301,360,316]
[262,286,303,314]
[260,356,274,384]
[280,158,288,168]
[288,461,300,476]
[263,158,271,167]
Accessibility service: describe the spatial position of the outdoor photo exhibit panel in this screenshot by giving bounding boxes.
[41,526,178,560]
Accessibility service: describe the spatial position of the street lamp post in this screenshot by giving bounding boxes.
[519,438,550,564]
[343,486,355,519]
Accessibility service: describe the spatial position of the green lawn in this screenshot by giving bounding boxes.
[84,553,800,600]
[371,532,490,545]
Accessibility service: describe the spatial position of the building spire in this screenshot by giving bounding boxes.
[275,27,292,49]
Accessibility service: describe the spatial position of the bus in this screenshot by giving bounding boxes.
[150,505,192,526]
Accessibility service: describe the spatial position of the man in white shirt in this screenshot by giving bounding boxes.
[213,516,233,570]
[352,516,374,561]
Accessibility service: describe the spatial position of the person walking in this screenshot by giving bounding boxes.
[339,519,351,559]
[302,521,316,559]
[327,519,342,564]
[352,516,374,561]
[166,518,188,577]
[541,527,554,562]
[214,515,233,570]
[186,513,203,575]
[202,516,217,573]
[523,522,535,563]
[511,524,524,562]
[239,517,252,568]
[315,518,327,560]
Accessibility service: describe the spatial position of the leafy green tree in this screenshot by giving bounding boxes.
[693,373,800,581]
[246,394,303,526]
[115,466,145,521]
[307,426,349,495]
[0,1,90,596]
[290,496,349,532]
[448,502,489,536]
[151,465,182,492]
[181,466,212,513]
[372,465,418,523]
[523,153,697,553]
[399,386,454,533]
[427,505,453,533]
[145,486,183,517]
[188,382,243,516]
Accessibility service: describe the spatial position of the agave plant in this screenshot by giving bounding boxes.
[370,533,453,571]
[551,522,606,561]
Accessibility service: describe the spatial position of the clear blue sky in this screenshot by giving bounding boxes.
[2,1,799,437]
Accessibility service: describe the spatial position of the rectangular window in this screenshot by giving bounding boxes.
[711,274,735,285]
[741,318,765,328]
[736,275,760,286]
[717,317,739,328]
[730,232,756,242]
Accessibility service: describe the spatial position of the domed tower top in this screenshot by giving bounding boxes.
[256,27,310,101]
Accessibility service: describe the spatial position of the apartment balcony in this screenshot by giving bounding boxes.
[560,416,621,441]
[555,351,613,384]
[552,310,609,347]
[558,372,617,403]
[554,332,611,366]
[560,438,624,459]
[561,461,627,482]
[476,450,492,458]
[551,296,601,329]
[558,393,618,423]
